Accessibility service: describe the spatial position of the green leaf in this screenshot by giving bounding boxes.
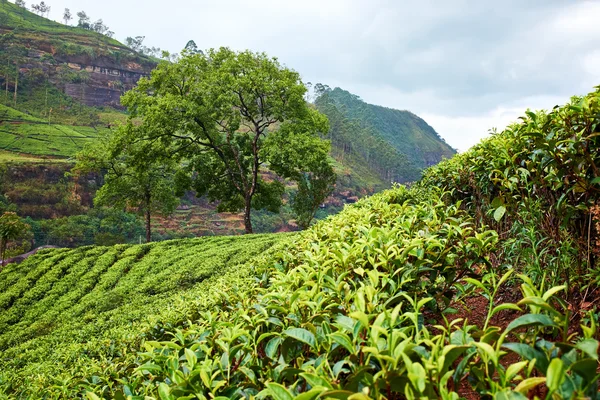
[505,361,528,382]
[493,206,506,222]
[158,383,174,400]
[329,332,355,354]
[502,343,549,373]
[184,348,197,368]
[319,390,354,399]
[493,390,528,400]
[266,382,294,400]
[576,338,599,360]
[265,336,283,360]
[505,314,556,333]
[541,286,565,301]
[569,358,598,383]
[335,315,356,332]
[490,303,522,318]
[349,311,370,330]
[514,377,546,394]
[475,342,498,364]
[283,327,316,348]
[295,388,326,400]
[300,372,334,389]
[85,393,102,400]
[546,358,565,392]
[137,363,162,373]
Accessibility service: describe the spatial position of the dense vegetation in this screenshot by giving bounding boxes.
[0,233,287,396]
[1,87,599,398]
[314,89,420,184]
[317,87,456,170]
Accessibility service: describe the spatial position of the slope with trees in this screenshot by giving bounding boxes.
[316,86,456,169]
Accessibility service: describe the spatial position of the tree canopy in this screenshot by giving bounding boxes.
[74,129,181,242]
[0,212,29,266]
[121,47,334,233]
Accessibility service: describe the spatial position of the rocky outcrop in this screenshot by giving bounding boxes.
[1,26,156,109]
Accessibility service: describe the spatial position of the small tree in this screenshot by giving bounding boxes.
[76,11,90,29]
[30,1,50,17]
[63,8,72,25]
[125,36,145,52]
[184,40,201,54]
[15,0,26,8]
[265,122,336,228]
[74,130,182,243]
[0,212,30,267]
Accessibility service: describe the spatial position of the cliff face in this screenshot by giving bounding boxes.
[61,62,149,108]
[0,2,157,109]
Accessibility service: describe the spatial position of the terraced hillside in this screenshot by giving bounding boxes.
[0,233,289,395]
[0,104,106,158]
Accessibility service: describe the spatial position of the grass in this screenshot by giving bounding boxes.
[0,1,125,49]
[0,149,68,163]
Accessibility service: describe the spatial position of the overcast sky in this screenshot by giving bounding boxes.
[22,0,600,151]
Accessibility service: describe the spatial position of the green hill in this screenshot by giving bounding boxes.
[1,87,599,398]
[0,0,156,121]
[316,87,456,169]
[0,104,107,158]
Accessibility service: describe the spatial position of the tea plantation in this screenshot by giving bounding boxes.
[2,87,600,398]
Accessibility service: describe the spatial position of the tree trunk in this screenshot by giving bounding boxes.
[13,63,18,107]
[0,238,5,268]
[145,208,151,243]
[144,190,152,242]
[243,196,253,234]
[4,60,8,104]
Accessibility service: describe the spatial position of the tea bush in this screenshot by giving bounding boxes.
[2,88,600,398]
[0,233,288,397]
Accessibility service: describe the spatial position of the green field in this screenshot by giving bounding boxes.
[0,105,106,158]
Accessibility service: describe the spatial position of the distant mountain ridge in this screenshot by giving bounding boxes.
[318,87,456,170]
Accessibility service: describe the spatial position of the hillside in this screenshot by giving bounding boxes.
[0,104,107,157]
[0,0,156,118]
[1,87,599,398]
[316,87,456,169]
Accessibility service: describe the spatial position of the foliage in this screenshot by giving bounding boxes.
[27,208,145,247]
[420,87,600,289]
[315,86,456,170]
[122,47,333,233]
[74,130,182,242]
[0,233,288,396]
[0,211,29,265]
[314,87,421,183]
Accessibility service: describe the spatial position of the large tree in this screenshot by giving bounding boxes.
[63,8,72,25]
[122,47,332,233]
[74,130,181,242]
